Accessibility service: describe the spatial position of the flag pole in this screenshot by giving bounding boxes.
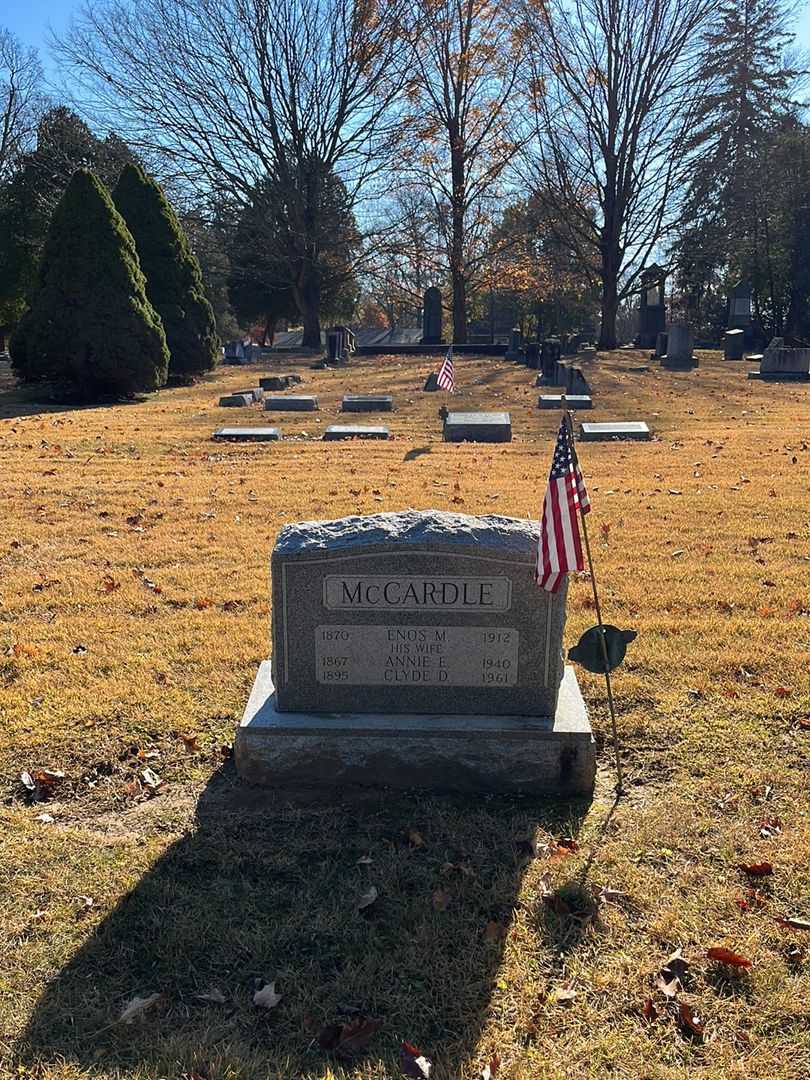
[563,410,625,794]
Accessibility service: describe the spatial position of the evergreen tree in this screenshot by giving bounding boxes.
[10,169,169,397]
[672,0,798,332]
[113,163,219,379]
[0,107,136,326]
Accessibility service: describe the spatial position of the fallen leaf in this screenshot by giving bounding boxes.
[318,1015,382,1060]
[253,981,281,1010]
[118,992,164,1024]
[737,861,773,877]
[481,1053,500,1079]
[656,947,690,996]
[431,889,451,912]
[407,829,425,849]
[400,1041,432,1078]
[598,886,628,904]
[553,987,577,1005]
[641,997,658,1022]
[776,916,810,931]
[357,885,378,911]
[75,895,94,916]
[707,947,752,968]
[758,816,782,839]
[180,733,200,753]
[677,1002,704,1041]
[194,596,213,610]
[656,975,680,999]
[141,767,163,790]
[195,988,226,1004]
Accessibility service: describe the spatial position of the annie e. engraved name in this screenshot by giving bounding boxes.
[323,575,511,611]
[315,624,519,686]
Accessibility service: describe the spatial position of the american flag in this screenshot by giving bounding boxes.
[436,347,455,391]
[536,417,590,592]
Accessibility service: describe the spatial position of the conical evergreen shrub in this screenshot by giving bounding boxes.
[10,169,169,398]
[113,164,219,379]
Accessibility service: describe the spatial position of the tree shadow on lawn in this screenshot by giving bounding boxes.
[17,767,594,1079]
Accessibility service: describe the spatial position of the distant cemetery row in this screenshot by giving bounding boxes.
[1,0,808,393]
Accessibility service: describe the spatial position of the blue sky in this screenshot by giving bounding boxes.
[5,0,810,83]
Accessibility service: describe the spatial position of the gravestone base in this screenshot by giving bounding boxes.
[747,370,810,382]
[235,662,595,797]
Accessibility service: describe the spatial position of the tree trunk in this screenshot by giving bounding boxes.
[598,257,619,350]
[599,168,621,350]
[450,130,467,344]
[296,275,322,350]
[451,261,466,344]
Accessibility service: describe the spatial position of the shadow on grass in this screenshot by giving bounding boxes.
[403,446,432,462]
[17,767,592,1078]
[0,367,227,421]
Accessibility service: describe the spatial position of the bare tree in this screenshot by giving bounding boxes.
[523,0,713,348]
[0,28,44,182]
[56,0,407,346]
[361,188,442,329]
[403,0,526,342]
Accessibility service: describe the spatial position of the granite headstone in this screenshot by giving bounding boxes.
[235,510,595,795]
[422,287,443,345]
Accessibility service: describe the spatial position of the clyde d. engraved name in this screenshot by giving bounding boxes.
[323,575,511,611]
[315,624,519,686]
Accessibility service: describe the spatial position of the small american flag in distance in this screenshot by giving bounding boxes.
[536,417,590,592]
[436,347,455,391]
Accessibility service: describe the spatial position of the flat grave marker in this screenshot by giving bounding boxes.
[265,395,319,411]
[219,393,254,407]
[539,395,593,410]
[580,421,651,441]
[212,427,281,442]
[260,374,302,390]
[444,411,512,443]
[323,425,390,441]
[341,394,394,413]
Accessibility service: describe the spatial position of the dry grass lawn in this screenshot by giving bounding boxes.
[0,349,808,1080]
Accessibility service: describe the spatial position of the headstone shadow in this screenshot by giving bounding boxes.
[16,767,591,1078]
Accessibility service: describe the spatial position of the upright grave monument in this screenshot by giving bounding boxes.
[235,510,595,795]
[635,265,667,348]
[748,337,810,381]
[421,287,444,345]
[661,323,696,369]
